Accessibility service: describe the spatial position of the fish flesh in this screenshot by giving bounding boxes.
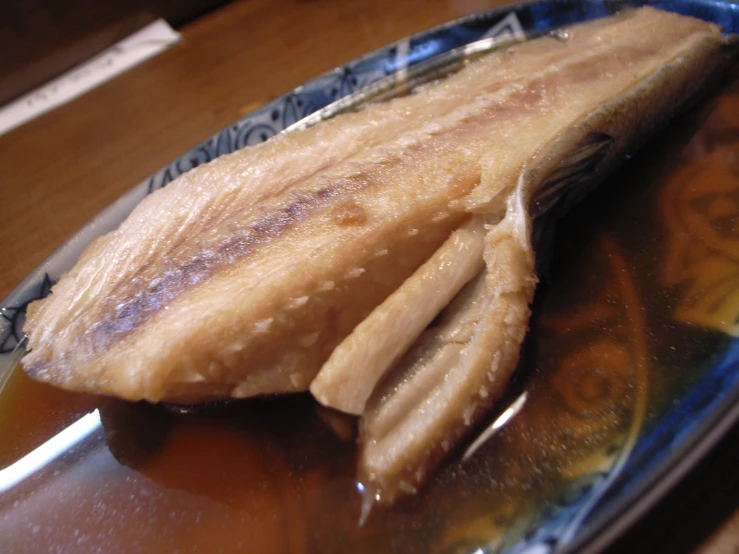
[310,216,487,415]
[359,184,535,502]
[22,6,733,504]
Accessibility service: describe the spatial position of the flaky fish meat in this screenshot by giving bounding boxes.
[22,6,735,504]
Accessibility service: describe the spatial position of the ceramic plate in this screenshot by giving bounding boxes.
[2,1,739,552]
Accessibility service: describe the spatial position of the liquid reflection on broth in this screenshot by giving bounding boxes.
[1,84,739,554]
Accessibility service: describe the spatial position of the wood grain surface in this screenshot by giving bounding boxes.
[1,0,737,551]
[0,0,228,105]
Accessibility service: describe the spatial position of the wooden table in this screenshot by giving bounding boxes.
[1,0,737,551]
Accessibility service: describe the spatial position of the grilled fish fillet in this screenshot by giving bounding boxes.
[23,7,730,420]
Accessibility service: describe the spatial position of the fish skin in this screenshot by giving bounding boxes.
[22,8,729,407]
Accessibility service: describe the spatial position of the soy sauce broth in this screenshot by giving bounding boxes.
[2,83,739,554]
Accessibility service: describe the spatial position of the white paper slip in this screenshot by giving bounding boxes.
[0,19,182,137]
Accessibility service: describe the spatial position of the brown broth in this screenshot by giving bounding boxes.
[1,85,739,554]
